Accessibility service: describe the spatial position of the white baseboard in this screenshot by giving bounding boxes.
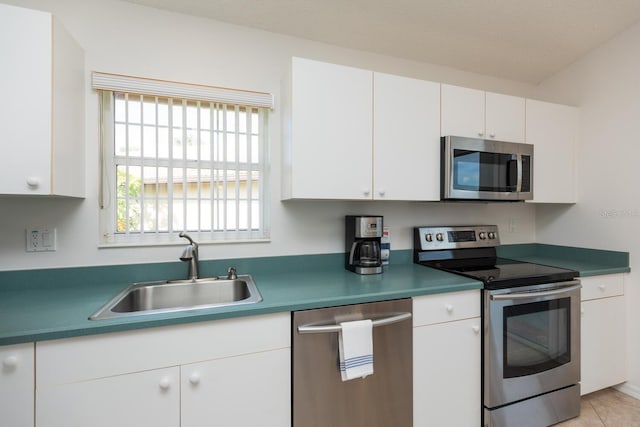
[615,382,640,399]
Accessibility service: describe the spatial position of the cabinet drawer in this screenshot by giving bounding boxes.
[36,312,290,387]
[580,274,624,301]
[412,290,480,327]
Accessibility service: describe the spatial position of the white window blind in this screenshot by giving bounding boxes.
[95,73,271,245]
[92,72,274,109]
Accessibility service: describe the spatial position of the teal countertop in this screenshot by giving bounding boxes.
[0,244,630,346]
[0,252,479,346]
[498,244,630,277]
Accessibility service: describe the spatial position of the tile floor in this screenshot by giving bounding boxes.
[556,388,640,426]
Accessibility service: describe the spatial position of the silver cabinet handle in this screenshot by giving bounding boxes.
[491,282,581,301]
[297,312,412,334]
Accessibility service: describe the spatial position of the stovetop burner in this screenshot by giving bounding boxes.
[413,225,578,289]
[436,257,578,289]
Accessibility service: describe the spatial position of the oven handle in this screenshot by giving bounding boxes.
[490,282,581,300]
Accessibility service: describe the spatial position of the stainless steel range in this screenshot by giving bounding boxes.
[413,225,581,427]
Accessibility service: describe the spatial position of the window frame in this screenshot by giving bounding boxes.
[95,73,272,247]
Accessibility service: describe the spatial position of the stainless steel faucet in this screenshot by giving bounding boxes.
[179,232,199,280]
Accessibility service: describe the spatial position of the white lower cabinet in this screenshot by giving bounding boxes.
[35,312,291,427]
[580,274,627,395]
[182,348,290,427]
[0,343,34,427]
[37,367,180,427]
[413,291,481,427]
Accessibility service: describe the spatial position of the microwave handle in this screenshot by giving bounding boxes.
[516,154,523,192]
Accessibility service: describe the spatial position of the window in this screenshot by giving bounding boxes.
[94,73,272,245]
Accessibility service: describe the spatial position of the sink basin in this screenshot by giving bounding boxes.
[89,275,262,320]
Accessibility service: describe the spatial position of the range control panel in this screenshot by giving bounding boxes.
[414,225,500,251]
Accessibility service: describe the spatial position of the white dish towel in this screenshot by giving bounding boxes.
[338,319,374,381]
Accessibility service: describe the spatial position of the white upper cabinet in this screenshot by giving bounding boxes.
[284,57,373,200]
[441,84,525,143]
[284,59,578,202]
[441,84,485,139]
[0,3,84,197]
[526,99,579,203]
[283,58,441,201]
[485,92,526,143]
[373,72,440,201]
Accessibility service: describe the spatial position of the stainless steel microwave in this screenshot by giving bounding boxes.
[441,136,533,201]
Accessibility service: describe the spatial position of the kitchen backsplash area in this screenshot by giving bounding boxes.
[0,194,535,271]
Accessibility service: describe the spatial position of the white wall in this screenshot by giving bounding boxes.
[0,0,538,271]
[534,21,640,396]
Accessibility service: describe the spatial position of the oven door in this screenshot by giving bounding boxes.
[484,280,581,408]
[442,136,533,201]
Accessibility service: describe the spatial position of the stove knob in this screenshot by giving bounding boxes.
[425,233,433,242]
[488,232,496,240]
[479,232,486,240]
[436,233,444,242]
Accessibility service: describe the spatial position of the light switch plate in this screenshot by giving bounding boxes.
[26,228,57,252]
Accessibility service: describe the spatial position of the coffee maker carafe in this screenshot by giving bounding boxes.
[345,215,383,274]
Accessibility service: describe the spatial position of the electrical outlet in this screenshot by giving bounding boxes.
[508,218,517,233]
[26,228,57,252]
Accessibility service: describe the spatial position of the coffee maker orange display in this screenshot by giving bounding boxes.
[345,215,383,274]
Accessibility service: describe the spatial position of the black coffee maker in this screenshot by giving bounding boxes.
[345,215,383,274]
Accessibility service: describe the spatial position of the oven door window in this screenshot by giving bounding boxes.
[502,297,571,378]
[452,150,518,192]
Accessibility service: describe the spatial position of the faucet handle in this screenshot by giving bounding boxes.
[227,267,238,280]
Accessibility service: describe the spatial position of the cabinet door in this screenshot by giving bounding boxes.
[290,57,373,199]
[373,73,440,200]
[182,348,290,427]
[485,92,525,143]
[0,4,52,195]
[0,343,34,427]
[413,317,481,427]
[37,367,179,427]
[581,296,626,395]
[441,84,485,138]
[526,99,578,203]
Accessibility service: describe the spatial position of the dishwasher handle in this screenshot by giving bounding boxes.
[297,312,412,334]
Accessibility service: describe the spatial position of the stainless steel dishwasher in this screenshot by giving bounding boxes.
[292,298,413,427]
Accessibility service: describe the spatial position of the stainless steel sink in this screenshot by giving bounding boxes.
[89,275,262,320]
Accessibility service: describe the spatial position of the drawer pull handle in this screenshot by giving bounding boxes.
[159,378,171,391]
[445,304,454,313]
[2,356,17,369]
[26,177,40,189]
[472,325,480,334]
[598,285,606,291]
[189,373,201,385]
[297,312,412,334]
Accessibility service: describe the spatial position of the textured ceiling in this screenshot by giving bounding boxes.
[122,0,640,84]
